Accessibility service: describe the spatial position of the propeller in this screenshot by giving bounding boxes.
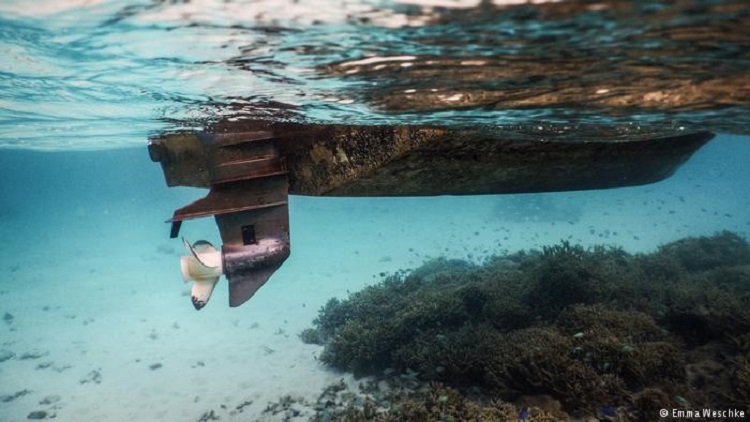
[180,238,223,310]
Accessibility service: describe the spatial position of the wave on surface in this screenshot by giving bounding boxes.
[0,0,748,150]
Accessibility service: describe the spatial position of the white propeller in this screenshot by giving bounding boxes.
[180,238,223,310]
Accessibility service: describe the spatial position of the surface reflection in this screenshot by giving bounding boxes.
[0,0,748,149]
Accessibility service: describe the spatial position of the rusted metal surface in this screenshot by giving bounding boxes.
[149,131,291,307]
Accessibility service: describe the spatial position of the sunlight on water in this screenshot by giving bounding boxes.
[0,0,748,150]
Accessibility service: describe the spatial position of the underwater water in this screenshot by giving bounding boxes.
[2,135,750,422]
[2,0,750,421]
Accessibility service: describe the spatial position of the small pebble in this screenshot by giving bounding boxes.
[20,350,47,360]
[27,410,48,420]
[40,395,60,405]
[0,350,14,362]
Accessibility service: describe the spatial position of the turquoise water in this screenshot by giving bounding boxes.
[2,0,749,149]
[1,1,750,421]
[1,136,749,421]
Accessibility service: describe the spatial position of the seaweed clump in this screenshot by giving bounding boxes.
[304,231,750,420]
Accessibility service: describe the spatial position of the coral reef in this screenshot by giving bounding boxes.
[310,379,567,422]
[485,327,628,411]
[304,231,750,420]
[728,357,750,411]
[655,231,750,272]
[299,328,324,345]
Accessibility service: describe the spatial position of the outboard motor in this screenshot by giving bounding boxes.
[148,131,290,309]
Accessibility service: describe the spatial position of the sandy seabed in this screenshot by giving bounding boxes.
[1,135,749,421]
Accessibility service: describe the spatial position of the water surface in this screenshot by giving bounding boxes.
[1,0,748,149]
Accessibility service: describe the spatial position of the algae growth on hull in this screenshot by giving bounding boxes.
[298,232,750,421]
